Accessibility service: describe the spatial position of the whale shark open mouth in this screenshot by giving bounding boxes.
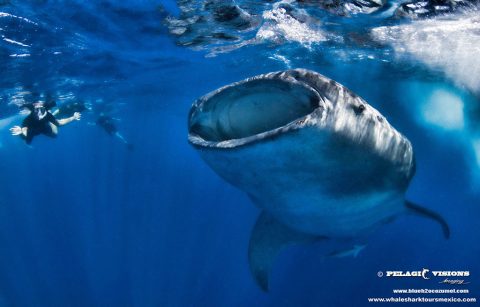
[188,76,321,145]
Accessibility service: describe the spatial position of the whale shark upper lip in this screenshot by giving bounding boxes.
[188,70,326,148]
[188,114,318,149]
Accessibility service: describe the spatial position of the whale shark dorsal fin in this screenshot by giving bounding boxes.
[405,200,450,239]
[248,211,322,292]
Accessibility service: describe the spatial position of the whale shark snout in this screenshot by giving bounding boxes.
[188,69,449,291]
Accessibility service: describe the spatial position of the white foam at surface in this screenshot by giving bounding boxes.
[371,13,480,94]
[256,2,326,47]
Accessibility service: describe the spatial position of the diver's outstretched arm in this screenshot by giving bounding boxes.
[58,112,81,126]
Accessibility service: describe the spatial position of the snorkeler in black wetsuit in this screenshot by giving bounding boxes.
[10,101,81,144]
[96,114,133,150]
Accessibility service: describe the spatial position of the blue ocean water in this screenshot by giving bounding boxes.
[0,0,479,306]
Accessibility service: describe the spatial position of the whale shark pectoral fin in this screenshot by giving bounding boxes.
[248,211,322,292]
[405,200,450,239]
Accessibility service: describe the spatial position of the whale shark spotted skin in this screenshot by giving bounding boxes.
[188,69,449,291]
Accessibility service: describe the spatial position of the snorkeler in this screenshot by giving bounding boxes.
[9,101,81,144]
[95,114,133,150]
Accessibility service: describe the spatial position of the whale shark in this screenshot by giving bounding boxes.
[187,69,449,291]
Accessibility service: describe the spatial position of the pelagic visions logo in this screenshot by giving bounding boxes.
[379,269,470,285]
